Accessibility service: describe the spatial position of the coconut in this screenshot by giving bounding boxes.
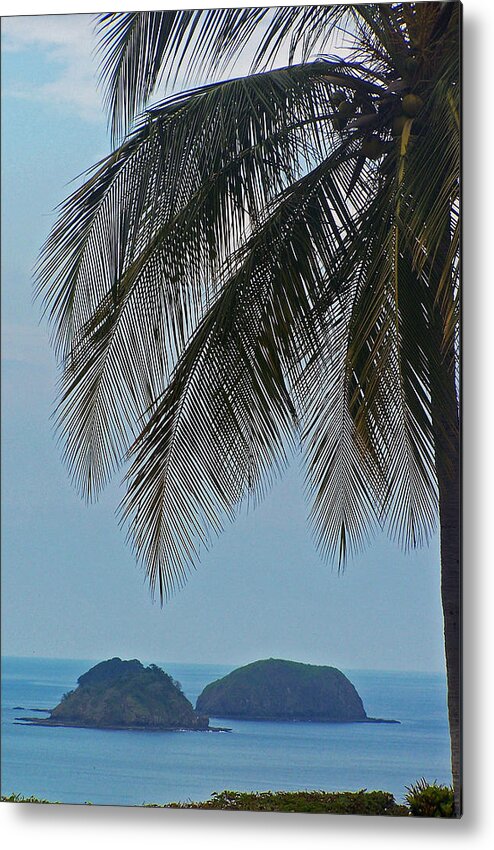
[331,115,344,132]
[361,136,385,160]
[402,93,424,117]
[330,91,345,106]
[338,100,354,118]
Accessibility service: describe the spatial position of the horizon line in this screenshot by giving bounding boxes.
[0,653,446,676]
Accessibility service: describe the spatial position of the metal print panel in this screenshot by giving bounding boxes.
[1,2,461,817]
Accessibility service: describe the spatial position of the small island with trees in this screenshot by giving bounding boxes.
[16,658,226,732]
[196,658,398,723]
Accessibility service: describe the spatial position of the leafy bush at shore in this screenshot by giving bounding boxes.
[3,784,454,816]
[162,789,410,815]
[405,779,455,817]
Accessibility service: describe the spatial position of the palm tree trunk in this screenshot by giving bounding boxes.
[437,428,461,819]
[429,267,461,815]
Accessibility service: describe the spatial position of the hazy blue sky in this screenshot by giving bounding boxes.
[1,11,446,672]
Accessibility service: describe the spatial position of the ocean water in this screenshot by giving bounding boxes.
[1,657,451,807]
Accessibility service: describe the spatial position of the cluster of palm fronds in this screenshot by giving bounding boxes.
[36,4,460,600]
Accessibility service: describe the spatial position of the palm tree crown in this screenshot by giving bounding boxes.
[35,2,461,811]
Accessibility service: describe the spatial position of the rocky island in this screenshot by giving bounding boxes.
[196,658,398,723]
[17,658,227,732]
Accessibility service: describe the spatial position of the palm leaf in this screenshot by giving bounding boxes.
[119,136,380,599]
[96,6,364,140]
[36,61,385,503]
[37,4,460,595]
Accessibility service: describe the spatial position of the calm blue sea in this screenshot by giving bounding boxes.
[1,657,451,807]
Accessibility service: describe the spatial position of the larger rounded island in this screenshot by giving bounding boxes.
[196,658,397,723]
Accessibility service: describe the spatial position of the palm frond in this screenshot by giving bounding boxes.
[119,136,380,599]
[36,61,385,503]
[301,185,438,563]
[96,5,366,140]
[95,8,274,141]
[37,4,460,596]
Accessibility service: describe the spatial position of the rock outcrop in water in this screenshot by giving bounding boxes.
[196,658,393,722]
[17,658,215,731]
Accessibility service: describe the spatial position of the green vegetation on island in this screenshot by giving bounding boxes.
[16,658,213,732]
[195,658,396,722]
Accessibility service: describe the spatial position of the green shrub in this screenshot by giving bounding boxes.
[404,779,454,818]
[165,789,409,815]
